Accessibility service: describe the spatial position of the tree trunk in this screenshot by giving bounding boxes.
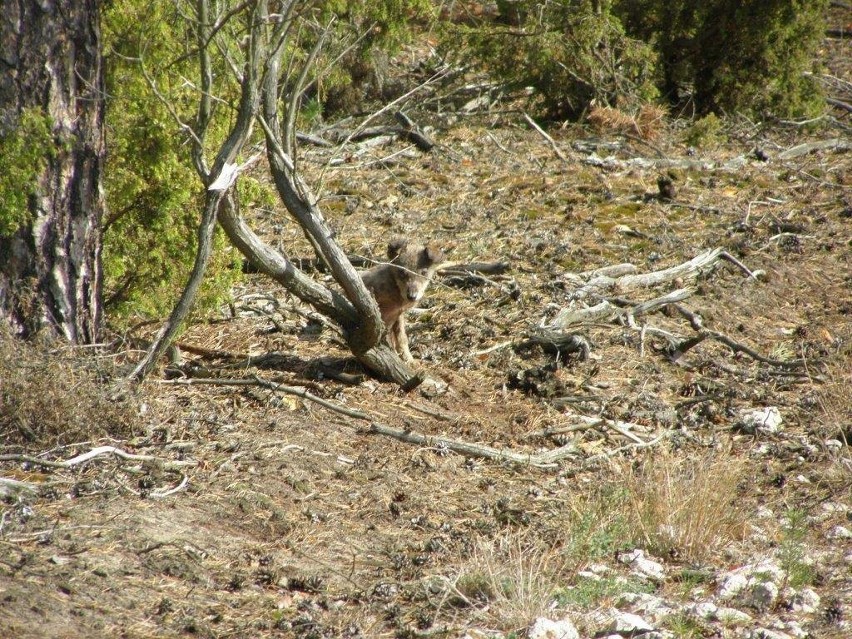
[0,0,104,342]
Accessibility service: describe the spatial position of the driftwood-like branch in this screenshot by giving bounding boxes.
[556,247,759,306]
[367,423,573,468]
[777,138,851,159]
[0,447,196,471]
[549,288,694,329]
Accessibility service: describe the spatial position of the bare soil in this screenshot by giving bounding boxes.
[2,21,851,639]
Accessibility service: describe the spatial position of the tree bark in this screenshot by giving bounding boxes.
[0,0,105,342]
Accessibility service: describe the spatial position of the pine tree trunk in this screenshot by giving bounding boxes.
[0,0,104,342]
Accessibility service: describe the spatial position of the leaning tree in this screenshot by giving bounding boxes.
[130,0,425,386]
[0,0,105,342]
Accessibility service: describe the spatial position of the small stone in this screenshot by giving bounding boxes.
[527,616,579,639]
[826,525,852,540]
[788,587,820,613]
[748,581,779,610]
[617,549,665,581]
[716,607,753,624]
[718,573,749,600]
[749,629,792,639]
[686,602,717,620]
[824,439,843,451]
[616,592,673,620]
[604,610,655,634]
[739,407,783,434]
[784,620,808,639]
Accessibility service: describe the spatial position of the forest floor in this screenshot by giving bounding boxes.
[1,15,851,639]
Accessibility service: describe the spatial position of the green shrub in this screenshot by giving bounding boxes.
[101,1,242,325]
[615,0,827,117]
[443,0,658,120]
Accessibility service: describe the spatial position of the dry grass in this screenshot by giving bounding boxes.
[619,452,751,562]
[587,103,667,140]
[440,531,572,633]
[0,330,139,447]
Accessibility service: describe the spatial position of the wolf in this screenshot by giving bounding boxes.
[361,238,444,362]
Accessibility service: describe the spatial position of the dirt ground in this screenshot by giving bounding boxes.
[2,17,851,639]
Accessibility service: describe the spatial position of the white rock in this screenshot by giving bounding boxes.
[718,572,749,600]
[748,581,779,610]
[755,506,775,519]
[686,602,718,620]
[824,438,843,451]
[716,607,753,624]
[787,587,820,613]
[784,620,808,639]
[749,629,792,639]
[826,525,852,540]
[740,407,782,434]
[617,549,666,581]
[604,610,655,634]
[820,501,848,515]
[586,562,611,575]
[527,617,579,639]
[617,592,673,620]
[718,560,785,606]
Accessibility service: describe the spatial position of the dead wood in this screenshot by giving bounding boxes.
[583,153,749,172]
[0,476,40,497]
[524,113,569,162]
[0,447,195,471]
[367,423,572,468]
[330,111,434,153]
[778,138,851,159]
[514,329,592,362]
[439,260,511,275]
[557,247,758,306]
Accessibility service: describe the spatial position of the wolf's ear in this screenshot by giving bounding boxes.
[425,243,444,265]
[388,237,407,261]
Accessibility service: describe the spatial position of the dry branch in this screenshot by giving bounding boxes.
[0,447,195,471]
[367,423,569,468]
[524,113,568,162]
[777,138,851,159]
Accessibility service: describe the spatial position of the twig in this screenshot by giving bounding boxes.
[579,431,672,467]
[523,113,568,162]
[402,401,459,422]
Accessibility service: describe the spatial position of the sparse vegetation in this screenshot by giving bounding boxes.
[621,453,750,561]
[1,1,850,637]
[0,330,138,446]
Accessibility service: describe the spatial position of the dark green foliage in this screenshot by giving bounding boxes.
[442,0,658,120]
[101,2,242,324]
[615,0,827,117]
[0,108,53,236]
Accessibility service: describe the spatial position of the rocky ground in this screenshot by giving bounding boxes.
[1,12,851,639]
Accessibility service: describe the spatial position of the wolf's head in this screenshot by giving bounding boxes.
[387,238,445,303]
